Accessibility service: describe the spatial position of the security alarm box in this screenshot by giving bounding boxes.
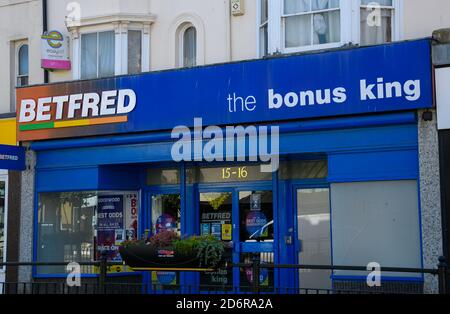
[231,0,245,16]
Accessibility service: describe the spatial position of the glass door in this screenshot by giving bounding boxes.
[238,190,275,292]
[197,188,275,292]
[149,192,181,291]
[295,188,332,291]
[198,190,234,291]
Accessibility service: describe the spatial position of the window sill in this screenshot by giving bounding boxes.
[282,42,344,55]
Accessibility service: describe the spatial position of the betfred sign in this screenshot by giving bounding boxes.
[17,39,433,142]
[19,89,136,123]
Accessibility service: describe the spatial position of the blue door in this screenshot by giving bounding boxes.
[197,183,276,292]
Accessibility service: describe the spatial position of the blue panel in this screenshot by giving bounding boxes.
[31,111,416,152]
[328,149,419,182]
[35,123,418,170]
[98,165,142,190]
[19,39,432,142]
[37,167,99,192]
[0,144,25,171]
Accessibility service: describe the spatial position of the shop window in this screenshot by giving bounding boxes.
[360,0,395,45]
[279,160,328,180]
[81,31,115,79]
[330,180,421,278]
[128,30,142,74]
[147,168,180,185]
[37,191,139,275]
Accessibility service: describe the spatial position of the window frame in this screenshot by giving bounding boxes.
[72,20,151,80]
[258,0,403,57]
[16,42,29,87]
[281,0,344,54]
[357,0,402,46]
[178,23,198,68]
[80,30,116,80]
[127,28,144,75]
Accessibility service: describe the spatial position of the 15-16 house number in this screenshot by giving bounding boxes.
[221,167,248,180]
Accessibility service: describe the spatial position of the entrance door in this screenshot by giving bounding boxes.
[198,187,275,292]
[295,188,332,291]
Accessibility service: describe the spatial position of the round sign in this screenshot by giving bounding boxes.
[156,271,176,285]
[155,213,177,233]
[245,211,267,236]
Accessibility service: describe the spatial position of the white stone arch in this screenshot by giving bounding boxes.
[169,12,205,68]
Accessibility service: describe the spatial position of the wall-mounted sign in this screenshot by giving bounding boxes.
[41,30,71,70]
[0,144,25,171]
[18,39,433,142]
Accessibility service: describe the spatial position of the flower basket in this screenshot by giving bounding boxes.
[119,231,226,270]
[119,245,201,269]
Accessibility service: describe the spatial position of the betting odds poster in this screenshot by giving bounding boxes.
[95,193,139,273]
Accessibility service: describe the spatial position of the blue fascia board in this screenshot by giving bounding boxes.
[30,112,416,152]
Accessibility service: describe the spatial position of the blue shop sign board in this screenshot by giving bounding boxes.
[0,144,25,171]
[17,39,433,141]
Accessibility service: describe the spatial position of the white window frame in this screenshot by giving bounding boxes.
[178,23,197,68]
[15,42,29,87]
[79,30,116,80]
[356,0,403,46]
[281,0,346,54]
[70,18,152,80]
[0,172,9,281]
[258,0,403,57]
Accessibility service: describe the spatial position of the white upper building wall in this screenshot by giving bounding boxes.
[1,0,450,114]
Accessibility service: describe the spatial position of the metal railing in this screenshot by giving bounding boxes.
[0,256,448,295]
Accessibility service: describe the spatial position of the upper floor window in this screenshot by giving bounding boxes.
[283,0,341,50]
[17,44,29,87]
[182,25,197,67]
[81,31,115,79]
[360,0,395,45]
[259,0,269,56]
[259,0,401,56]
[128,30,142,74]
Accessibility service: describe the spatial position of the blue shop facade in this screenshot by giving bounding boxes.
[17,39,436,292]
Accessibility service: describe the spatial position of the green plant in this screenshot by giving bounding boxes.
[121,239,146,248]
[173,236,201,256]
[148,230,180,248]
[195,235,225,268]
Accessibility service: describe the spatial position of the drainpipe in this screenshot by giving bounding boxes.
[42,0,49,83]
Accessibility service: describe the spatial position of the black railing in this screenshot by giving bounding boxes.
[0,256,448,295]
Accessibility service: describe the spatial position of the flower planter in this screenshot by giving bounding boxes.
[119,245,203,269]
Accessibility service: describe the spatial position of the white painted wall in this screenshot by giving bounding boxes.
[1,0,450,114]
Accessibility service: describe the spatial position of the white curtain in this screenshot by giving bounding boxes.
[128,30,142,74]
[284,0,340,47]
[81,33,97,79]
[360,0,393,45]
[98,31,115,77]
[360,9,392,45]
[183,26,197,67]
